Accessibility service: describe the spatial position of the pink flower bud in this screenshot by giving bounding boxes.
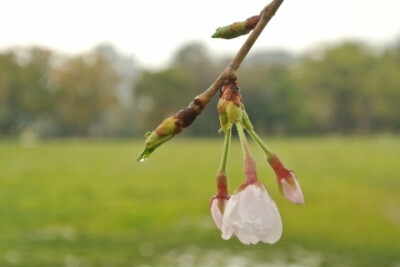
[210,172,230,230]
[268,156,304,205]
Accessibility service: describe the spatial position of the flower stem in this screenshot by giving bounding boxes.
[245,126,275,159]
[236,123,257,183]
[218,129,232,174]
[215,129,231,197]
[236,123,250,157]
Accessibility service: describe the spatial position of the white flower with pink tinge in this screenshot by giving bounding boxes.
[221,181,282,244]
[277,171,304,205]
[210,197,229,230]
[210,172,230,230]
[268,155,305,205]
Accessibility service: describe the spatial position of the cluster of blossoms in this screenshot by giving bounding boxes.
[138,78,304,245]
[137,3,302,244]
[209,79,304,244]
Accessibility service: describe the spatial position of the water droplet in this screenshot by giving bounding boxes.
[137,148,152,163]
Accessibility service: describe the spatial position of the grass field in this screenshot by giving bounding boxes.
[0,136,399,266]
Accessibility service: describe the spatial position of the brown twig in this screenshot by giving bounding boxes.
[198,0,285,104]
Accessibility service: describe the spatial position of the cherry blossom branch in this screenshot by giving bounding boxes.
[137,0,285,162]
[197,0,285,104]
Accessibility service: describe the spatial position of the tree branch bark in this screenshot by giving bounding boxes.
[198,0,285,104]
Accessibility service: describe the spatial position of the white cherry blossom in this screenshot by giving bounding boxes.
[221,181,282,244]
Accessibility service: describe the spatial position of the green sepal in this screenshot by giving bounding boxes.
[226,102,242,123]
[218,113,233,133]
[137,131,174,162]
[137,117,177,162]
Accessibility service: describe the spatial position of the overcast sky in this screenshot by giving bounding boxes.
[1,0,399,68]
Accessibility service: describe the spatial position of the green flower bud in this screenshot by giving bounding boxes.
[137,97,207,162]
[212,15,259,39]
[137,117,178,162]
[217,80,243,132]
[155,116,177,137]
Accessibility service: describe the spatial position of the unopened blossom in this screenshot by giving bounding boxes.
[221,181,282,244]
[217,80,244,133]
[268,155,304,205]
[210,172,230,230]
[137,96,206,162]
[212,15,259,39]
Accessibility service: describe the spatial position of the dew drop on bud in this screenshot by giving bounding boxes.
[137,148,152,163]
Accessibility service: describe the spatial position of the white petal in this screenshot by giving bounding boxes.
[238,185,264,221]
[259,199,282,244]
[259,188,280,229]
[223,193,240,220]
[236,228,260,245]
[210,200,223,230]
[221,195,240,240]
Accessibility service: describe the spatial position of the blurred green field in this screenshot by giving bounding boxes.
[0,137,399,266]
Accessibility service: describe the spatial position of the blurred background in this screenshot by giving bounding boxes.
[1,0,399,266]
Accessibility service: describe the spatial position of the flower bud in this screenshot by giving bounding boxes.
[137,117,178,162]
[217,80,243,132]
[210,172,230,230]
[268,155,305,205]
[137,97,206,162]
[212,15,259,39]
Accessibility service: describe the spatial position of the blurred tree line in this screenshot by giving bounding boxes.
[1,41,399,139]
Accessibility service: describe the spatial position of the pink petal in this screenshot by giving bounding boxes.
[278,173,305,205]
